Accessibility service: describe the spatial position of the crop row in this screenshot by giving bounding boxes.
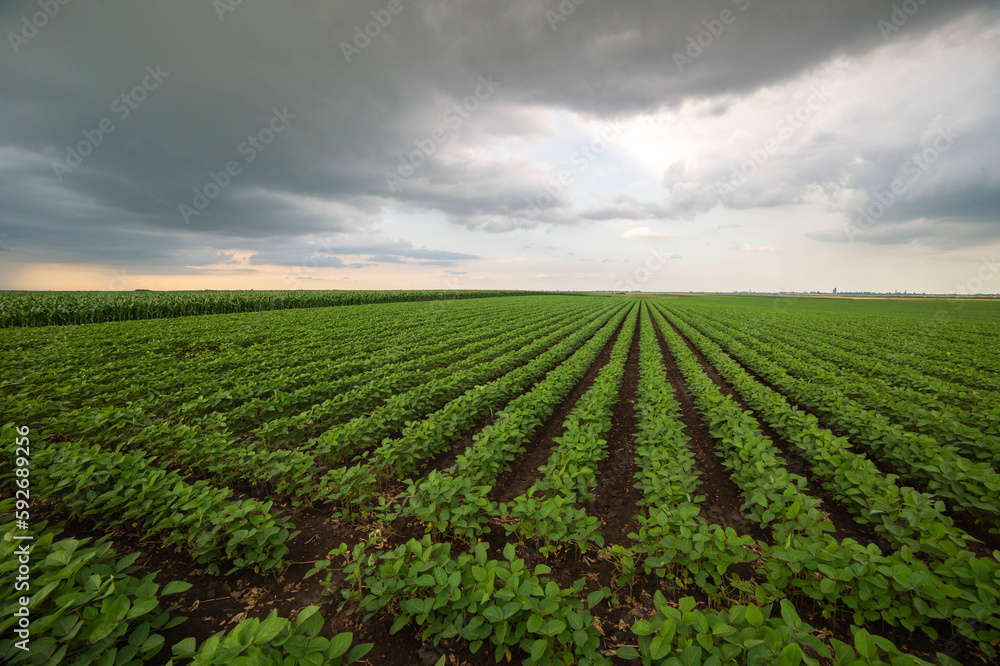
[43,296,534,438]
[320,302,631,512]
[401,304,636,542]
[627,306,756,594]
[2,425,296,575]
[168,296,559,428]
[502,303,639,552]
[5,300,606,518]
[754,319,1000,460]
[3,297,545,433]
[252,302,585,448]
[304,299,976,664]
[0,502,371,666]
[667,304,1000,528]
[0,289,558,327]
[755,308,999,414]
[322,534,931,666]
[774,309,1000,392]
[657,305,977,558]
[121,301,619,506]
[710,304,1000,454]
[650,303,1000,655]
[304,302,612,467]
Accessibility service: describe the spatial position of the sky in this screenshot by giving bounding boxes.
[1,0,999,294]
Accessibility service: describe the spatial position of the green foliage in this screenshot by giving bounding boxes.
[168,607,371,665]
[344,536,609,665]
[3,290,998,663]
[0,289,557,327]
[504,304,639,552]
[629,306,757,593]
[618,593,936,666]
[322,301,628,514]
[402,302,630,543]
[653,300,1000,657]
[0,431,296,575]
[0,504,188,665]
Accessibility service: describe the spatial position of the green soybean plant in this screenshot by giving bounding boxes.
[0,506,190,665]
[168,606,371,665]
[616,592,943,666]
[342,536,610,665]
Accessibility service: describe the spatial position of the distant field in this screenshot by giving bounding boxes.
[0,288,559,327]
[1,294,998,664]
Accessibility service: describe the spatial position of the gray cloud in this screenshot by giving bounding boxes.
[244,233,479,269]
[0,0,996,278]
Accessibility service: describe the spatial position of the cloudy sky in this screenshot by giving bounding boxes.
[1,0,998,293]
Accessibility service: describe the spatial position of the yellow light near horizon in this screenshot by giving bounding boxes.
[1,260,499,291]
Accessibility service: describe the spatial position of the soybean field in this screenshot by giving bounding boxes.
[2,293,999,665]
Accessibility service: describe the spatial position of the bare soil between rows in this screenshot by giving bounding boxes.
[653,308,883,548]
[489,312,626,504]
[650,307,992,665]
[588,315,643,547]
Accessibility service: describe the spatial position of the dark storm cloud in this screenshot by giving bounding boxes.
[0,0,994,270]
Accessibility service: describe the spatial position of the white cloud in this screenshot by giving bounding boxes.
[622,226,690,240]
[738,243,778,253]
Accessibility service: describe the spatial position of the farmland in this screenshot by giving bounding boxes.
[1,293,998,665]
[0,289,552,328]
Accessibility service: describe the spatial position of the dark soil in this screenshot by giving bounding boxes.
[676,312,1000,556]
[391,308,626,502]
[652,309,882,548]
[646,308,765,543]
[489,314,626,504]
[649,309,994,665]
[588,312,643,547]
[31,501,436,666]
